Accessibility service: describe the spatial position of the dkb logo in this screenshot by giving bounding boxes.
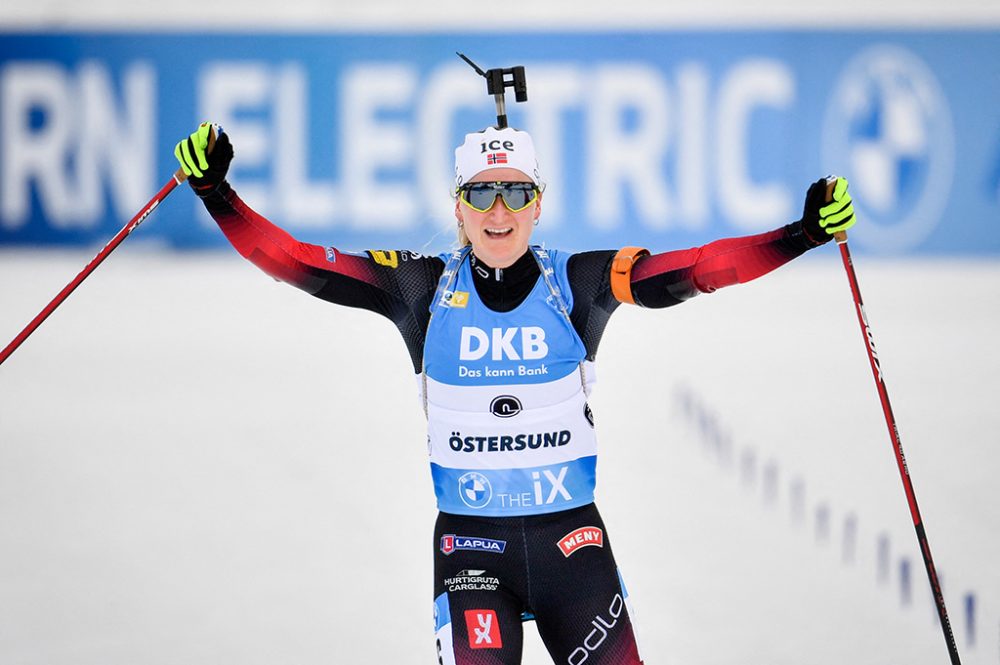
[459,326,548,361]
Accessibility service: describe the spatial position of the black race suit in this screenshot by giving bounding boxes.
[199,180,824,664]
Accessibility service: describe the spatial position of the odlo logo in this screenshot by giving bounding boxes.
[460,326,548,361]
[568,594,624,664]
[490,395,522,418]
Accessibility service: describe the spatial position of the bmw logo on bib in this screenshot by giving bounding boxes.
[458,471,493,509]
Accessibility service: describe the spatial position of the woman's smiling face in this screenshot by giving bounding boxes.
[455,167,542,268]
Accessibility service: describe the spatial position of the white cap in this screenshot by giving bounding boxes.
[454,126,542,190]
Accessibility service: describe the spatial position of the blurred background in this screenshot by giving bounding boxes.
[1,1,998,663]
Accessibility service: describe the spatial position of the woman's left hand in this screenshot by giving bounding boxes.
[800,176,856,243]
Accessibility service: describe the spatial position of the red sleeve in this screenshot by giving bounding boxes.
[628,223,820,308]
[199,182,444,372]
[204,183,384,296]
[200,182,443,321]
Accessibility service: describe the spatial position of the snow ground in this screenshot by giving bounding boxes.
[1,247,997,664]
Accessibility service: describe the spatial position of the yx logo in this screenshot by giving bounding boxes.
[465,609,502,649]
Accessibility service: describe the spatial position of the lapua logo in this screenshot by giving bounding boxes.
[440,534,507,556]
[460,326,548,361]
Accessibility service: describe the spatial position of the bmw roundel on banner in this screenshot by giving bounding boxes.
[821,44,956,253]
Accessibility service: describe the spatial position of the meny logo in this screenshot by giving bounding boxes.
[558,526,605,557]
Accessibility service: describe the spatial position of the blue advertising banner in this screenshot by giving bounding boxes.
[0,31,998,254]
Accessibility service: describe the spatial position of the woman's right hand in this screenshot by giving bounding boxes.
[174,122,234,197]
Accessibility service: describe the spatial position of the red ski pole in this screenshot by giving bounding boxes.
[0,129,214,368]
[833,216,961,663]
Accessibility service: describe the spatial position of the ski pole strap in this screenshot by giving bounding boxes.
[529,245,572,320]
[610,246,649,305]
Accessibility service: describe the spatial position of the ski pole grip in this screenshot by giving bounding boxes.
[173,125,218,183]
[825,178,849,244]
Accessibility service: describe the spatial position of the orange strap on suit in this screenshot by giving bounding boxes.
[610,246,650,305]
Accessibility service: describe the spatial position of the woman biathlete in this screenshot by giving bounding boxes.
[175,120,855,665]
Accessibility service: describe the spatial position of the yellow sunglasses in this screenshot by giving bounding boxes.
[458,182,539,213]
